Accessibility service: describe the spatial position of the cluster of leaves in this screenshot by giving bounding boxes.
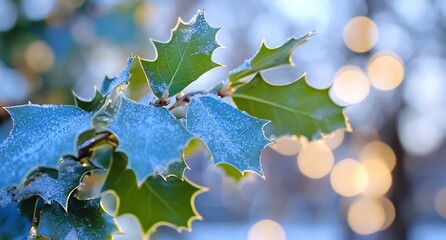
[0,10,349,239]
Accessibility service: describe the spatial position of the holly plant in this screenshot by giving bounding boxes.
[0,10,349,239]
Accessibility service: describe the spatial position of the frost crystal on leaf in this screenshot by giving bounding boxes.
[106,97,193,182]
[15,160,94,210]
[186,96,270,173]
[0,105,92,188]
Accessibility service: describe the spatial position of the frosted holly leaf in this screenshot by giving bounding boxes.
[186,96,270,173]
[0,104,93,188]
[15,159,94,210]
[140,9,221,99]
[73,88,105,112]
[158,159,188,178]
[228,31,314,84]
[38,197,118,240]
[232,74,349,139]
[101,152,204,236]
[0,187,16,208]
[0,197,36,239]
[100,56,134,96]
[106,97,193,182]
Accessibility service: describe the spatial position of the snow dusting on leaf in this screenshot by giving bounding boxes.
[38,197,117,239]
[0,104,93,188]
[15,159,94,210]
[106,97,193,182]
[186,96,270,173]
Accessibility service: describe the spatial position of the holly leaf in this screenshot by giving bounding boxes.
[140,10,220,98]
[232,74,349,139]
[74,88,105,112]
[37,198,117,239]
[0,197,37,239]
[102,152,204,236]
[218,163,249,182]
[157,160,188,179]
[100,56,134,96]
[127,56,151,101]
[186,96,270,173]
[0,104,92,188]
[106,97,193,182]
[15,159,94,210]
[228,32,313,84]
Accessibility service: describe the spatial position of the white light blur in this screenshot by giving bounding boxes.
[0,0,17,32]
[398,109,444,156]
[274,0,331,31]
[22,0,56,21]
[373,18,414,60]
[0,66,30,103]
[392,0,437,32]
[403,56,446,111]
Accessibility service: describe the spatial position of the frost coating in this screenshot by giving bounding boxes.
[0,105,92,188]
[15,160,93,210]
[38,198,117,239]
[186,96,270,173]
[106,97,193,182]
[100,56,134,96]
[140,9,220,98]
[228,56,253,76]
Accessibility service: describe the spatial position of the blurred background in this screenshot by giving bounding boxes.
[0,0,445,239]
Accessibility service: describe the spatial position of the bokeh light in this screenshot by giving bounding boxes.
[247,219,286,240]
[270,135,303,156]
[0,67,30,103]
[320,129,345,150]
[367,51,405,91]
[398,111,444,156]
[24,41,55,74]
[347,197,385,235]
[332,65,370,105]
[359,141,396,171]
[22,0,56,21]
[362,160,392,196]
[297,141,334,179]
[379,197,396,231]
[0,0,17,32]
[343,16,379,53]
[330,159,369,197]
[434,188,446,219]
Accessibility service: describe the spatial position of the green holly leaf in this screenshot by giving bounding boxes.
[186,96,270,173]
[140,10,220,98]
[218,163,250,182]
[102,152,204,236]
[37,197,117,239]
[0,104,92,188]
[232,74,349,139]
[74,89,105,112]
[0,197,37,239]
[127,56,151,101]
[106,97,193,182]
[15,159,94,210]
[100,56,134,96]
[228,32,314,84]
